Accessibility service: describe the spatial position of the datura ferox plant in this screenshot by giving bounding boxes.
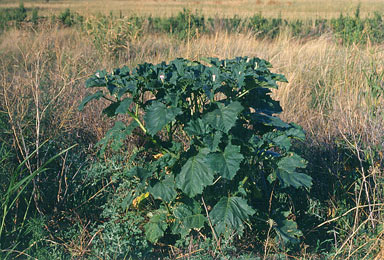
[79,57,312,246]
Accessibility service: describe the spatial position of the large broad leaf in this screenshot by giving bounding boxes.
[185,118,208,136]
[144,101,182,136]
[207,143,243,180]
[172,58,186,76]
[78,90,104,111]
[210,196,255,236]
[102,101,120,117]
[172,202,206,237]
[285,123,306,140]
[251,113,290,129]
[272,210,303,244]
[204,101,243,133]
[272,134,291,151]
[127,166,152,182]
[149,175,177,202]
[203,131,222,152]
[276,154,312,189]
[144,210,168,243]
[176,149,214,197]
[243,88,282,115]
[115,97,133,114]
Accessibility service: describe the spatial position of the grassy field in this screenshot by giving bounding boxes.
[1,0,384,18]
[1,1,384,259]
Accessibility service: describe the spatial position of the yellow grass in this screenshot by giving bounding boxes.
[1,0,384,19]
[1,25,383,146]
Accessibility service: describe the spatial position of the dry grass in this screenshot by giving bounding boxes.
[1,0,384,19]
[1,24,383,148]
[2,24,383,145]
[0,24,115,148]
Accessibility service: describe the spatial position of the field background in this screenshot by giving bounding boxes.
[1,0,384,18]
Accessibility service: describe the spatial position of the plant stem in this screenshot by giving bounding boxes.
[126,110,147,134]
[201,196,220,249]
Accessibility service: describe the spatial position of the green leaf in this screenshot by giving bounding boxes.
[144,210,168,243]
[179,212,205,231]
[115,98,133,114]
[185,118,208,136]
[172,58,185,76]
[210,196,255,236]
[102,101,120,117]
[276,154,312,189]
[149,175,177,202]
[176,149,214,197]
[172,202,206,237]
[127,166,152,182]
[252,113,290,129]
[285,123,306,140]
[96,121,122,153]
[272,210,303,244]
[272,134,291,151]
[204,101,243,133]
[85,70,107,88]
[272,73,288,83]
[203,131,222,152]
[144,101,182,136]
[207,144,243,180]
[95,121,138,155]
[78,91,104,111]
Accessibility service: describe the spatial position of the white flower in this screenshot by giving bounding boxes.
[212,74,216,82]
[95,72,100,78]
[159,75,165,82]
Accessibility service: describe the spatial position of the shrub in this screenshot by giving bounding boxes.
[80,57,312,256]
[148,9,205,40]
[31,8,38,25]
[58,8,83,27]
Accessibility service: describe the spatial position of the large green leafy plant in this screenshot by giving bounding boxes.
[79,57,312,251]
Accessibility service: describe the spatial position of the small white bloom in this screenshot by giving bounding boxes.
[95,72,100,78]
[159,75,165,82]
[212,74,216,82]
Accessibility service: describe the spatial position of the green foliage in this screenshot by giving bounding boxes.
[330,11,384,45]
[210,196,255,236]
[362,60,384,117]
[80,56,312,253]
[248,13,284,38]
[15,2,27,23]
[0,3,27,31]
[148,8,205,40]
[0,140,76,257]
[58,8,83,27]
[31,8,39,25]
[92,209,151,259]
